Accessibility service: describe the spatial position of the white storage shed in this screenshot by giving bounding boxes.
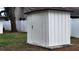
[71,18,79,38]
[25,8,71,47]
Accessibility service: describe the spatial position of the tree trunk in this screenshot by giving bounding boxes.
[4,7,17,32]
[10,17,17,32]
[10,8,17,32]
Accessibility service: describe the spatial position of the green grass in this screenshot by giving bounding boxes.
[0,32,27,46]
[0,32,79,51]
[0,33,77,46]
[0,32,50,51]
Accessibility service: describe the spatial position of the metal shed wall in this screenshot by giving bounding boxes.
[27,10,70,47]
[49,10,70,46]
[27,12,49,46]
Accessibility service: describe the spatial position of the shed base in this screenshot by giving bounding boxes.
[27,43,72,49]
[46,44,72,49]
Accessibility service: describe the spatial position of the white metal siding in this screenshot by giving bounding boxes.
[71,18,79,38]
[49,10,70,46]
[27,15,32,43]
[31,13,43,45]
[42,12,49,46]
[27,12,49,46]
[27,10,70,47]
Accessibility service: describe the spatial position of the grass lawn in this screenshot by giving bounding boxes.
[0,32,28,50]
[0,32,26,46]
[0,32,49,51]
[0,32,79,51]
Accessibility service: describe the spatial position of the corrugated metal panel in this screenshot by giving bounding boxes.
[27,12,49,46]
[27,10,70,47]
[41,12,49,46]
[49,11,70,46]
[65,12,71,44]
[71,18,79,38]
[31,13,43,44]
[27,14,32,43]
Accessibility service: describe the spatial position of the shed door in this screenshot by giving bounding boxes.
[31,14,43,45]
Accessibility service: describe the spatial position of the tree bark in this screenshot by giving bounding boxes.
[10,8,17,32]
[4,7,17,32]
[10,16,17,32]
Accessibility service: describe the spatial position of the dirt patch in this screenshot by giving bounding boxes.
[0,44,79,51]
[52,44,79,51]
[0,44,50,51]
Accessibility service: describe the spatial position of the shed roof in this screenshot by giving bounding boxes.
[66,7,79,18]
[24,7,73,14]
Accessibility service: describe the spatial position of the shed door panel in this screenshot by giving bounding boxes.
[31,13,43,45]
